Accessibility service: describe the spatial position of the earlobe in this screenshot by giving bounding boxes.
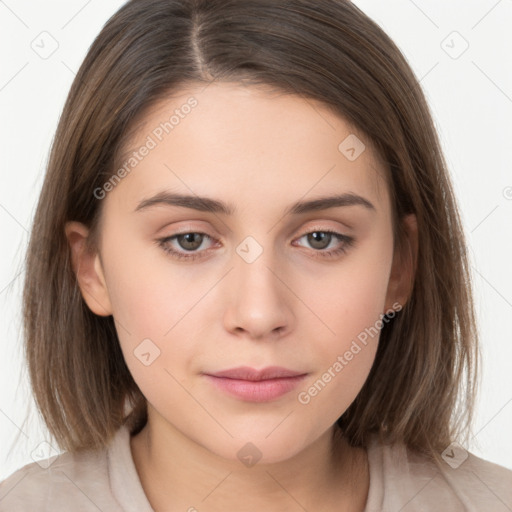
[384,213,418,312]
[64,221,113,317]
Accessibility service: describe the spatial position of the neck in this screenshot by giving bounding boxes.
[130,410,369,512]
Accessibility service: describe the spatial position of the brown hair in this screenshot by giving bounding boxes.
[21,0,478,465]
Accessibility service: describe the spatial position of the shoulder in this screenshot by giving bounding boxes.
[0,439,123,512]
[366,436,512,511]
[440,450,512,508]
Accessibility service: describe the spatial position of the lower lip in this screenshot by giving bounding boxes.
[204,374,307,402]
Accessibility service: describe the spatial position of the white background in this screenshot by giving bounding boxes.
[1,0,511,480]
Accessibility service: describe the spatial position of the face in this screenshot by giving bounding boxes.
[68,82,412,464]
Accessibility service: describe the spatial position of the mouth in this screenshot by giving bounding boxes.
[202,366,308,402]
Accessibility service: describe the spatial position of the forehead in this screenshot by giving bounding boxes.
[109,81,390,216]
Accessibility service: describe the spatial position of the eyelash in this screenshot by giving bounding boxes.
[156,227,355,262]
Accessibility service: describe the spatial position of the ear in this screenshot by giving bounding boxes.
[64,221,113,317]
[384,213,418,312]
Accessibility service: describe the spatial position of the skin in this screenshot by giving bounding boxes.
[66,82,417,512]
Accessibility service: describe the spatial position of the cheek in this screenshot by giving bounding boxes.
[304,230,393,348]
[294,232,393,410]
[105,260,201,418]
[102,231,196,334]
[99,235,204,387]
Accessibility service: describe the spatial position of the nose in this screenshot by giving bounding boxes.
[222,240,293,340]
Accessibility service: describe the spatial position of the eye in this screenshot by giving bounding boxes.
[293,228,355,259]
[157,232,217,261]
[156,228,355,261]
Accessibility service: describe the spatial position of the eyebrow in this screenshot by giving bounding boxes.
[134,191,376,216]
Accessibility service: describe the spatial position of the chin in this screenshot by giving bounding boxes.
[198,426,318,467]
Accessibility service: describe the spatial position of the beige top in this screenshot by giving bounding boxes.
[1,425,511,511]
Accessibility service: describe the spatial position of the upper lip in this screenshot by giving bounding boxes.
[205,366,307,381]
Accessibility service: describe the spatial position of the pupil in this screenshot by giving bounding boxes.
[309,232,330,249]
[181,233,201,250]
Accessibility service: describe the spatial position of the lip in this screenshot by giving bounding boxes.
[203,366,308,402]
[207,365,306,381]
